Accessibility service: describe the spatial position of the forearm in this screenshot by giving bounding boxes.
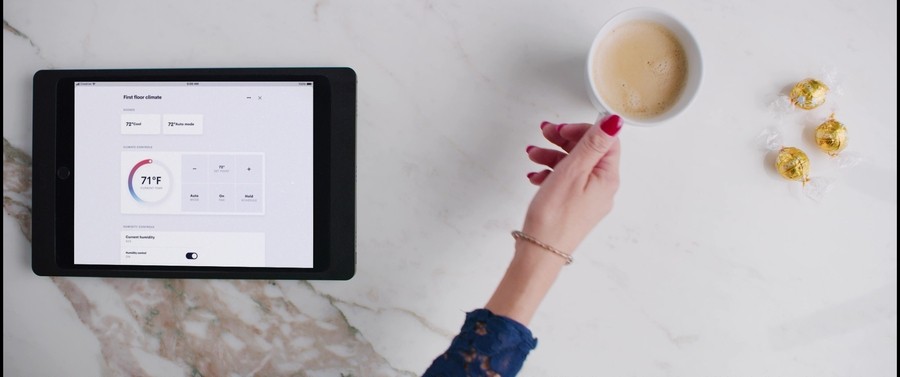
[426,117,621,376]
[485,241,567,326]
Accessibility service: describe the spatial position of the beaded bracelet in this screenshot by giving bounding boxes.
[511,230,573,265]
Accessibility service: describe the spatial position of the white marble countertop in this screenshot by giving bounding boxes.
[3,0,897,376]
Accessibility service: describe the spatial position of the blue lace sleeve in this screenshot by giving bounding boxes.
[423,309,538,377]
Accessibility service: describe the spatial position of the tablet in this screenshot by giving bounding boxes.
[32,68,356,280]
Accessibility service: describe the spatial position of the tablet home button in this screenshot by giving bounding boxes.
[57,166,71,179]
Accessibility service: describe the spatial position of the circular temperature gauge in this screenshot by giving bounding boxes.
[128,159,171,203]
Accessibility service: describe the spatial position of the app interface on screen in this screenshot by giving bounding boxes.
[73,82,314,267]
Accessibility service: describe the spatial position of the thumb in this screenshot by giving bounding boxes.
[568,114,623,171]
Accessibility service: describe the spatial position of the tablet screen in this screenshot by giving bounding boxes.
[73,81,314,268]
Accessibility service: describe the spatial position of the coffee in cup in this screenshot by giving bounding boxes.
[591,20,687,120]
[586,8,702,126]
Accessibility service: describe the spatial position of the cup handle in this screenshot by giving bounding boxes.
[595,108,611,125]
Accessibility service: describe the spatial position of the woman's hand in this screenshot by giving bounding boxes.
[485,115,622,326]
[523,115,623,253]
[428,116,625,375]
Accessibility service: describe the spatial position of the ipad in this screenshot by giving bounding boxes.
[32,68,356,280]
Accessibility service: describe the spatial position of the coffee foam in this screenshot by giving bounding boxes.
[592,20,688,120]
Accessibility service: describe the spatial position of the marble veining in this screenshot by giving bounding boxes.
[4,139,415,376]
[4,0,897,376]
[3,138,32,241]
[4,20,38,51]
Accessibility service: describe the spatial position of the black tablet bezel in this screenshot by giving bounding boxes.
[33,68,355,280]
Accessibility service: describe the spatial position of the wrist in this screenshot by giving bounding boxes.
[513,240,569,269]
[522,220,584,254]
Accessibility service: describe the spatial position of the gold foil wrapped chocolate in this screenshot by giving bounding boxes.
[815,114,847,156]
[760,128,832,201]
[790,78,829,110]
[775,146,811,183]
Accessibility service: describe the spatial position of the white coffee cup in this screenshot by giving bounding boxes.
[586,7,703,126]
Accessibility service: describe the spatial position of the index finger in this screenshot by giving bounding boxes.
[558,123,593,147]
[540,121,570,151]
[542,122,594,152]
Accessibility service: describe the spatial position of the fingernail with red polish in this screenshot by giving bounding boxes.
[556,123,567,133]
[526,145,535,153]
[600,115,623,136]
[540,121,552,130]
[527,172,536,179]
